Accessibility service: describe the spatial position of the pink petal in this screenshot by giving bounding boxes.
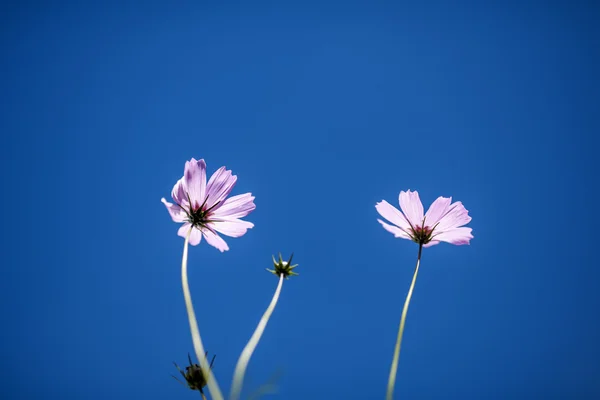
[377,219,411,240]
[189,227,202,246]
[211,219,254,238]
[399,190,424,229]
[433,227,473,245]
[212,193,255,219]
[202,229,229,252]
[171,178,188,208]
[435,201,472,232]
[375,200,412,231]
[205,166,237,209]
[178,223,191,238]
[424,196,451,227]
[183,158,207,210]
[161,198,187,222]
[423,240,440,248]
[177,223,202,246]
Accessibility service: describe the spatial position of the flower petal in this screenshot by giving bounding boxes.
[212,193,256,219]
[205,166,237,210]
[189,227,203,246]
[171,178,188,208]
[423,240,440,248]
[211,219,254,238]
[377,219,411,240]
[161,198,187,222]
[176,223,201,246]
[424,196,451,227]
[183,158,207,211]
[178,223,192,238]
[435,201,472,232]
[399,190,424,229]
[433,227,473,245]
[375,200,412,232]
[202,229,229,252]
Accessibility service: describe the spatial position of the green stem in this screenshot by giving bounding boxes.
[230,274,285,400]
[181,228,225,400]
[386,243,423,400]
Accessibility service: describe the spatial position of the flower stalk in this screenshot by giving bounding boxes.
[230,273,285,400]
[386,243,423,400]
[182,229,225,400]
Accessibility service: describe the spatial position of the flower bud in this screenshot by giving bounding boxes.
[266,253,299,279]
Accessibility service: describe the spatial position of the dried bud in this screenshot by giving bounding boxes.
[172,352,216,394]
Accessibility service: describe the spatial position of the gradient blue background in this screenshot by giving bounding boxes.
[1,1,598,399]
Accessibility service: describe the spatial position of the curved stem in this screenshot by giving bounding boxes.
[181,229,225,400]
[230,274,285,400]
[386,243,423,400]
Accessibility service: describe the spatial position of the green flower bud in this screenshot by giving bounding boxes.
[266,253,299,279]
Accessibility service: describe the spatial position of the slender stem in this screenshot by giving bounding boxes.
[181,229,225,400]
[201,392,207,400]
[230,274,285,400]
[386,243,423,400]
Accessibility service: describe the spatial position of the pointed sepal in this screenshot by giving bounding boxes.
[267,253,299,279]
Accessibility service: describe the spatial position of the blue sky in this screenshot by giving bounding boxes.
[1,1,599,399]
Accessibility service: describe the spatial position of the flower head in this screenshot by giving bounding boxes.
[376,190,473,247]
[161,158,255,251]
[266,253,299,279]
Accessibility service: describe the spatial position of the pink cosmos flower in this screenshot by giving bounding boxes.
[376,190,473,247]
[161,158,255,252]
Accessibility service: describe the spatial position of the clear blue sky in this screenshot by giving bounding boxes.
[1,1,598,399]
